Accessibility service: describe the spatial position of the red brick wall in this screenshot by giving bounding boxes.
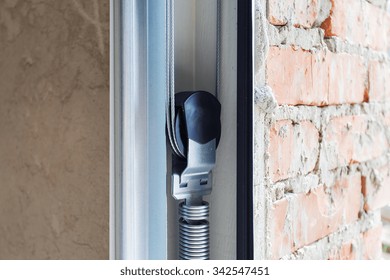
[263,0,390,259]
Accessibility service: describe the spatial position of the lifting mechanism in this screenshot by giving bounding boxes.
[168,91,221,260]
[166,0,222,260]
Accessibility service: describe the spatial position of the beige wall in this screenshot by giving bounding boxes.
[0,0,109,259]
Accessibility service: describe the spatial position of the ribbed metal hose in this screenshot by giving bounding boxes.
[179,202,209,260]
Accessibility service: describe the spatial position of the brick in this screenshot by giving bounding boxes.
[268,0,325,28]
[321,115,388,170]
[337,242,356,260]
[269,175,361,259]
[369,60,390,102]
[321,0,390,51]
[266,47,366,106]
[269,198,290,259]
[361,226,383,259]
[268,120,319,182]
[329,242,356,260]
[362,167,390,212]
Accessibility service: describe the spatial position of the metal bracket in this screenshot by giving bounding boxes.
[172,139,216,201]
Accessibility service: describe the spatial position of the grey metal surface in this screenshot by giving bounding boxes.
[110,0,167,260]
[174,0,217,94]
[208,0,237,259]
[179,202,210,259]
[172,139,216,201]
[147,0,169,260]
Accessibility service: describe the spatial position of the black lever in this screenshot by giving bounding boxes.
[173,91,221,159]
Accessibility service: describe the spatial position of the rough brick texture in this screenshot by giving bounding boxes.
[267,47,366,106]
[321,0,390,51]
[268,120,319,182]
[321,115,388,170]
[361,226,383,259]
[268,0,330,28]
[363,167,390,212]
[328,242,356,260]
[369,60,390,102]
[261,0,390,260]
[269,175,361,259]
[328,225,383,260]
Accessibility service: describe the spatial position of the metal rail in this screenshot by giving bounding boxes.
[110,0,167,260]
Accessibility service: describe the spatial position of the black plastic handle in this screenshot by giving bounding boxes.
[174,91,221,158]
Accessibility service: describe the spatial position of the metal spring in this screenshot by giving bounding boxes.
[179,202,209,260]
